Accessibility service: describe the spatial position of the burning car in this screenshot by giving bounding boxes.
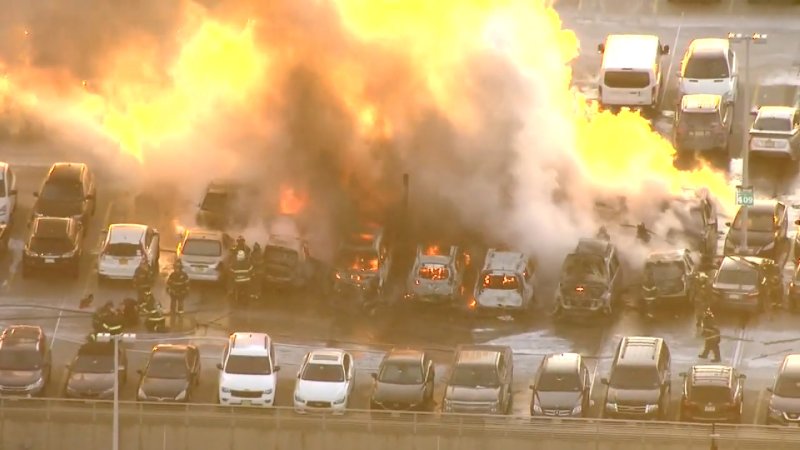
[404,245,469,307]
[261,215,317,291]
[330,224,393,295]
[554,238,623,318]
[471,249,537,317]
[642,250,697,308]
[195,180,256,230]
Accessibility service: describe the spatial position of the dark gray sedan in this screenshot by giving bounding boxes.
[65,342,127,400]
[137,344,200,403]
[370,349,435,412]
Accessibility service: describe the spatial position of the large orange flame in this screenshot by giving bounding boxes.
[279,185,308,216]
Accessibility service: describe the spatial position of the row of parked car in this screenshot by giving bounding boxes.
[1,326,799,425]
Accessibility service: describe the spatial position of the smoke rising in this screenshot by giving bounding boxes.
[0,0,721,274]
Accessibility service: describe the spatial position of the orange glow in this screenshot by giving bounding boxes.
[575,286,585,293]
[279,185,308,215]
[424,245,441,256]
[172,218,186,237]
[351,258,379,272]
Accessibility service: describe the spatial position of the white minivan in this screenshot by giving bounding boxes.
[0,162,18,225]
[217,332,279,407]
[597,34,670,111]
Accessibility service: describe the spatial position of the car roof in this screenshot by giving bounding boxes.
[483,249,528,272]
[575,238,612,256]
[47,162,85,182]
[77,341,116,356]
[308,349,346,364]
[681,94,722,112]
[781,354,800,374]
[690,365,733,386]
[384,349,425,364]
[33,217,72,237]
[184,228,224,241]
[229,332,271,355]
[688,38,730,55]
[108,224,147,243]
[756,106,796,119]
[152,344,191,355]
[1,325,43,343]
[542,353,581,372]
[617,336,662,366]
[602,34,661,70]
[646,250,686,263]
[455,345,508,365]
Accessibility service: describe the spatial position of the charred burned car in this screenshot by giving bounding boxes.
[554,238,623,318]
[642,250,697,308]
[261,215,317,291]
[331,225,393,294]
[471,249,536,317]
[404,245,469,307]
[664,190,719,265]
[195,180,255,230]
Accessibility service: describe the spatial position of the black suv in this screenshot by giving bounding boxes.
[65,341,128,400]
[530,353,591,418]
[555,238,623,318]
[601,336,671,420]
[31,162,96,228]
[370,349,435,412]
[0,325,51,397]
[642,249,696,308]
[679,365,745,423]
[22,217,83,278]
[724,200,788,260]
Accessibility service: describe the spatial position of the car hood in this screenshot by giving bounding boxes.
[34,199,83,217]
[0,369,42,387]
[219,372,276,391]
[476,289,523,305]
[296,380,348,401]
[726,229,774,248]
[535,390,583,410]
[606,387,660,405]
[140,378,189,398]
[445,385,500,403]
[372,382,426,403]
[680,79,734,97]
[67,372,115,392]
[770,394,800,413]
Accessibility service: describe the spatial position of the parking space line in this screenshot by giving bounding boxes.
[730,325,748,369]
[752,387,768,424]
[659,12,684,110]
[727,0,735,14]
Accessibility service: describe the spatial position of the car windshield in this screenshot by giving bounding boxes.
[689,385,731,403]
[264,247,298,265]
[73,354,114,374]
[537,370,581,392]
[105,242,142,257]
[29,236,73,254]
[563,254,606,280]
[717,267,758,286]
[418,263,450,281]
[301,363,344,382]
[182,239,221,257]
[753,116,792,132]
[449,365,500,388]
[609,366,660,390]
[774,376,800,398]
[683,55,729,79]
[201,191,228,212]
[378,361,424,385]
[732,211,774,232]
[646,261,684,283]
[480,272,520,291]
[0,349,42,371]
[338,249,378,273]
[0,175,5,197]
[603,71,650,89]
[147,354,188,379]
[224,355,271,375]
[680,111,719,127]
[40,182,83,201]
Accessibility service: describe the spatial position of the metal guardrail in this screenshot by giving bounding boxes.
[2,397,800,450]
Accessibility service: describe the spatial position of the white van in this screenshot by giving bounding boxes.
[217,332,279,407]
[0,162,18,225]
[597,34,670,111]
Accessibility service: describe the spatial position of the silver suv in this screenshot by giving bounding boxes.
[442,345,513,415]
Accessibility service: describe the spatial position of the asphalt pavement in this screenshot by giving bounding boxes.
[1,2,800,429]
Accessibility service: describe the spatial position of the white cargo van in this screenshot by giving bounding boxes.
[597,34,670,111]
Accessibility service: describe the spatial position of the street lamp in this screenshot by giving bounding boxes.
[95,332,136,450]
[727,32,768,252]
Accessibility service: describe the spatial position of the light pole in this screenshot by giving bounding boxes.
[96,332,136,450]
[727,32,767,252]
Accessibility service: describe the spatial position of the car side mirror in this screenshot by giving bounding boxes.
[750,107,759,116]
[795,219,800,226]
[274,366,280,372]
[371,373,377,380]
[33,192,38,197]
[661,44,670,55]
[529,384,536,390]
[679,372,687,378]
[9,189,16,195]
[766,386,774,393]
[597,43,604,53]
[600,378,609,385]
[738,374,747,380]
[725,222,731,227]
[136,369,143,375]
[216,363,223,370]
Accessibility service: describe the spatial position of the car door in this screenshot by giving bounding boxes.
[791,111,800,152]
[580,363,591,411]
[423,355,435,399]
[683,252,695,294]
[6,167,17,214]
[145,228,160,266]
[776,202,788,240]
[728,49,738,99]
[343,354,354,395]
[608,254,620,301]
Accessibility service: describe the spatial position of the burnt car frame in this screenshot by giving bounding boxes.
[555,238,624,318]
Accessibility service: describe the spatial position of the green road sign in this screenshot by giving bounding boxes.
[736,186,754,206]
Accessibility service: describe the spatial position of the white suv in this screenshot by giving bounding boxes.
[293,348,355,414]
[217,332,279,407]
[678,38,738,105]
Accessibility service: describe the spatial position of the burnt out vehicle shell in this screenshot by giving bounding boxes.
[331,225,393,293]
[642,250,697,305]
[556,238,623,317]
[261,216,317,290]
[195,181,256,230]
[404,245,468,307]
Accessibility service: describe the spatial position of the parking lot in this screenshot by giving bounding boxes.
[1,0,800,438]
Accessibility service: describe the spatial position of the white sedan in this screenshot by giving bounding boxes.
[97,224,160,280]
[293,349,355,414]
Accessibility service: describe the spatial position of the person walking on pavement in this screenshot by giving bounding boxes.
[699,309,721,363]
[166,259,190,314]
